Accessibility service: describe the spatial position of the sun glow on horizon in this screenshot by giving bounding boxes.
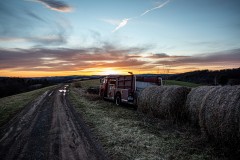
[0,66,238,78]
[100,69,121,75]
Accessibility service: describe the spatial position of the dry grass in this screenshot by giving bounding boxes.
[80,79,100,89]
[84,93,102,101]
[72,81,82,88]
[86,87,99,94]
[138,86,191,121]
[199,85,240,146]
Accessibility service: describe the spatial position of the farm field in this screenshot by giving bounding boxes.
[163,80,201,87]
[0,78,238,159]
[72,79,101,88]
[69,80,231,160]
[0,78,199,129]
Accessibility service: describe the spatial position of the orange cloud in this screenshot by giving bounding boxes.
[0,47,239,77]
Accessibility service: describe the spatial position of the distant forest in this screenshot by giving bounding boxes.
[0,75,101,98]
[0,78,52,98]
[169,68,240,85]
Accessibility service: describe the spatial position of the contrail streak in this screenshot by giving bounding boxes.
[141,0,170,16]
[112,18,130,33]
[112,0,170,32]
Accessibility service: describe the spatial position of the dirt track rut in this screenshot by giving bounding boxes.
[0,85,106,160]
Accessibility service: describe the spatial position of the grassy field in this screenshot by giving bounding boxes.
[69,81,222,160]
[72,79,100,89]
[164,80,201,87]
[0,85,56,127]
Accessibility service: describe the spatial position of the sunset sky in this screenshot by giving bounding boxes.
[0,0,240,77]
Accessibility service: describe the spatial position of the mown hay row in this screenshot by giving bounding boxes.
[199,85,240,144]
[185,86,217,126]
[138,85,191,121]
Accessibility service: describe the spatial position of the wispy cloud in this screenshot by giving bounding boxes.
[0,31,68,46]
[146,53,188,59]
[0,37,26,42]
[36,0,72,12]
[0,11,72,47]
[111,0,170,32]
[29,34,67,46]
[25,10,46,22]
[154,49,240,67]
[101,19,121,26]
[0,45,147,72]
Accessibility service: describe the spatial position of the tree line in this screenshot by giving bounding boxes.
[169,68,240,85]
[0,77,52,98]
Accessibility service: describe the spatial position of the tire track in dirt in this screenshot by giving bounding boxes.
[0,90,50,160]
[0,85,106,160]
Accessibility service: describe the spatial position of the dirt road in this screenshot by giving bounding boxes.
[0,85,106,160]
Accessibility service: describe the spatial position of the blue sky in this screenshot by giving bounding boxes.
[0,0,239,77]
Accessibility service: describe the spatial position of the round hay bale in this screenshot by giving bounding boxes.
[138,85,191,121]
[185,86,217,126]
[137,86,156,113]
[199,85,240,144]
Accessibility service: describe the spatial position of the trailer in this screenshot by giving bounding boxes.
[99,74,162,105]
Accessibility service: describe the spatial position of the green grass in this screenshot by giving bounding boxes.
[69,83,221,160]
[81,79,100,88]
[73,79,100,89]
[0,85,56,127]
[164,80,201,88]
